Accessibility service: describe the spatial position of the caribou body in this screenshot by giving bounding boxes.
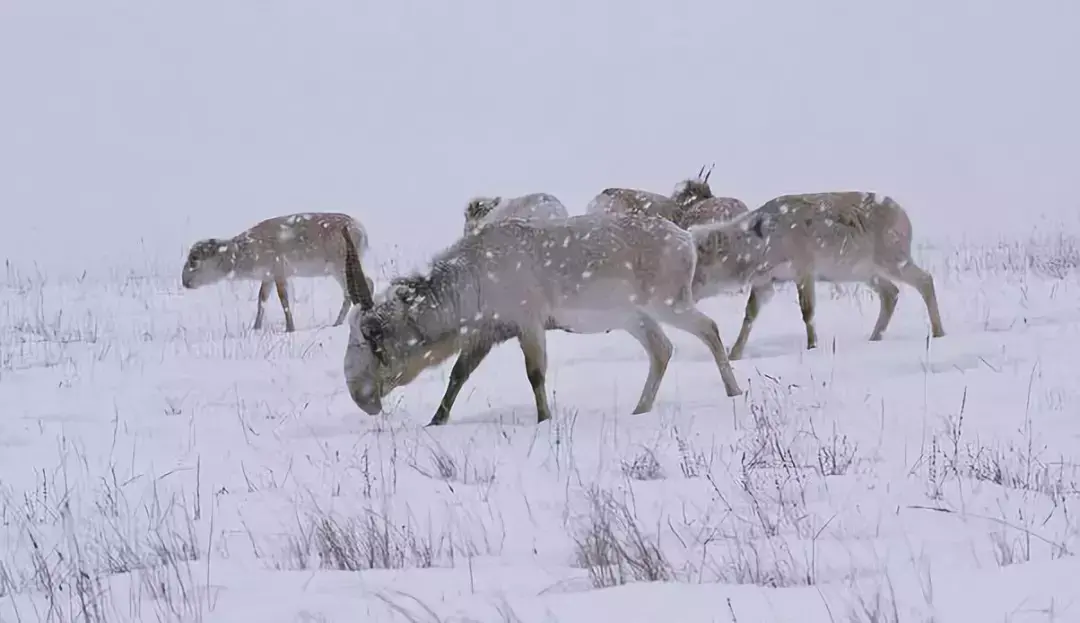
[463,193,570,236]
[587,165,748,229]
[669,167,750,228]
[690,191,946,360]
[585,187,681,223]
[181,212,373,333]
[340,213,744,425]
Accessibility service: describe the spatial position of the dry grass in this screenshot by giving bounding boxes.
[570,486,673,588]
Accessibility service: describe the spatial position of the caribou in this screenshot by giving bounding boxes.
[181,212,373,333]
[339,213,744,426]
[689,191,946,360]
[669,164,750,228]
[462,193,570,236]
[586,165,748,230]
[584,186,681,223]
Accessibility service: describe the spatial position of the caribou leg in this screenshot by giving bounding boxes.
[624,312,674,414]
[728,281,776,361]
[253,280,272,330]
[274,277,296,333]
[868,276,900,341]
[427,338,499,427]
[882,261,946,339]
[517,326,552,423]
[427,323,524,426]
[652,304,743,398]
[796,275,818,351]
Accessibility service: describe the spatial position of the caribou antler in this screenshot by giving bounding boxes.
[342,227,375,311]
[702,162,715,185]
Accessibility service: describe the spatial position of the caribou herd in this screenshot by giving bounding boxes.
[182,165,946,426]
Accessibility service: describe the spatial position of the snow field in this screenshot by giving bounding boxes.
[1,228,1080,622]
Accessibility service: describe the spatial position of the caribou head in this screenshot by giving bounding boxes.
[465,196,501,222]
[181,238,237,289]
[671,163,716,207]
[340,228,459,414]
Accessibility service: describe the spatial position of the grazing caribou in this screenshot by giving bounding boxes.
[669,165,750,229]
[689,191,946,360]
[340,213,744,425]
[462,193,570,235]
[181,212,373,333]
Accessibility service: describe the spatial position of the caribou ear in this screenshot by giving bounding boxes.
[342,227,375,310]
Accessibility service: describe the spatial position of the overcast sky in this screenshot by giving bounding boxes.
[2,0,1077,276]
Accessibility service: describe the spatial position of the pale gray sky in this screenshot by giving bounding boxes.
[2,0,1077,275]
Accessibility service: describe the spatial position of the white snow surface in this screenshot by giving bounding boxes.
[3,230,1080,622]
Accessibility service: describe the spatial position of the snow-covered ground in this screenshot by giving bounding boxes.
[3,226,1080,622]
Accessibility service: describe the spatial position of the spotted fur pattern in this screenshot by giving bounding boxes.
[462,193,570,236]
[182,212,372,333]
[341,213,744,424]
[690,191,946,359]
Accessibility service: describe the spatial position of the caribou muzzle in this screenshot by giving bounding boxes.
[347,381,383,415]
